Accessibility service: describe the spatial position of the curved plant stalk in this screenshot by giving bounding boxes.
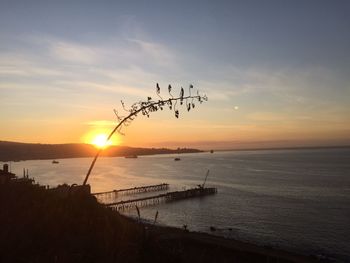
[83,85,207,185]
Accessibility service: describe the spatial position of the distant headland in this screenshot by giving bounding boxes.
[0,141,202,162]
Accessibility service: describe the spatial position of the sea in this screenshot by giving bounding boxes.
[2,148,350,262]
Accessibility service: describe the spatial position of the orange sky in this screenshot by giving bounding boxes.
[1,98,349,150]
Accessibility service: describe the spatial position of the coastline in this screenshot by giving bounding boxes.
[0,141,202,162]
[122,214,322,263]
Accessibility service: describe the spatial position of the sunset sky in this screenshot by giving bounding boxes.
[1,0,349,149]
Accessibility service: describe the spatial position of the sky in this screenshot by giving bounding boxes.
[1,0,350,149]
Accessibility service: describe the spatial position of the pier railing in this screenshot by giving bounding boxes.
[105,187,217,211]
[92,183,169,200]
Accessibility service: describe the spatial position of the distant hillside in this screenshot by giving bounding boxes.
[0,141,202,161]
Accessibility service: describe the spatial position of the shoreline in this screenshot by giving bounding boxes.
[0,140,202,162]
[121,214,324,263]
[1,140,349,162]
[0,151,200,162]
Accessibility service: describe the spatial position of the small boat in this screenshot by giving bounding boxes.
[210,149,214,153]
[125,155,138,159]
[174,157,181,161]
[52,160,59,164]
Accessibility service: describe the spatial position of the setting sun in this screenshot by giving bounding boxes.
[91,134,110,148]
[82,129,120,149]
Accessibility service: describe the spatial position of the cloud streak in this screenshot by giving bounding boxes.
[85,120,117,126]
[50,41,101,64]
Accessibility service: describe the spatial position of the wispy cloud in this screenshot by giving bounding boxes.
[35,33,179,69]
[247,112,287,122]
[0,52,64,77]
[0,34,182,104]
[56,80,151,98]
[0,65,63,77]
[198,65,348,109]
[85,120,117,126]
[127,38,177,67]
[49,41,100,64]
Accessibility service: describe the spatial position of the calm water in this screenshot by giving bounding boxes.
[3,148,350,262]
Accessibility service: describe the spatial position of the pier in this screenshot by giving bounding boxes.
[92,183,169,199]
[105,187,217,211]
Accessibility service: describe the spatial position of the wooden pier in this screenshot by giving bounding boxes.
[105,187,217,211]
[92,183,169,199]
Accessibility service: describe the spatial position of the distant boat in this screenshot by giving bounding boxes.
[174,157,181,161]
[125,155,138,159]
[210,150,214,153]
[52,160,59,164]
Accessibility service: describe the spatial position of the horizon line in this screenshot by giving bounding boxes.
[1,140,349,152]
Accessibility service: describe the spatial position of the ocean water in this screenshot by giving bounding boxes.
[2,148,350,262]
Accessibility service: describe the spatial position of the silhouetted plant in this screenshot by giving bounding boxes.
[153,210,159,225]
[83,84,208,185]
[136,205,141,222]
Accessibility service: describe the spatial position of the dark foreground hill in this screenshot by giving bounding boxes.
[0,181,320,263]
[0,141,202,161]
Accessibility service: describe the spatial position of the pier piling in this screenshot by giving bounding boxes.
[105,187,217,211]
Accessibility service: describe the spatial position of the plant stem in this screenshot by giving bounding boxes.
[83,95,202,185]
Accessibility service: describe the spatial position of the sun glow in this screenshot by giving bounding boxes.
[83,130,120,149]
[91,134,110,148]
